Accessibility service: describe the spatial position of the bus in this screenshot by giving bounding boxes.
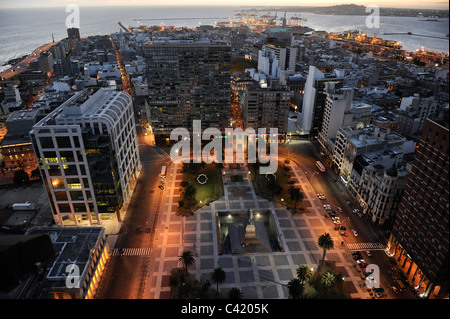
[160,166,166,177]
[316,161,326,172]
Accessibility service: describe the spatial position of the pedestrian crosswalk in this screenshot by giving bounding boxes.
[346,242,386,251]
[111,247,152,256]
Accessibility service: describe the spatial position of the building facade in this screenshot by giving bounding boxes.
[240,81,290,135]
[143,40,231,141]
[30,88,141,227]
[387,119,449,298]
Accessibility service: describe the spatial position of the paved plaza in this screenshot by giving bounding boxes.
[145,160,372,299]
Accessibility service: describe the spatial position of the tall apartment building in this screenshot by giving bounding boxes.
[38,50,55,74]
[143,40,231,141]
[297,66,343,137]
[257,44,297,79]
[67,27,81,40]
[387,119,449,299]
[399,94,439,136]
[240,81,290,135]
[30,88,141,228]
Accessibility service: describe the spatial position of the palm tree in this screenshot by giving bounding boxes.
[211,267,226,294]
[227,287,243,299]
[287,278,305,299]
[296,265,312,284]
[321,272,336,289]
[288,186,303,208]
[317,232,334,268]
[178,249,195,275]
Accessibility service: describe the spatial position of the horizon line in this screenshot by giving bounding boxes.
[1,4,449,10]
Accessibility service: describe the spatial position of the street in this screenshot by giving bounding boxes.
[279,139,415,299]
[95,123,171,299]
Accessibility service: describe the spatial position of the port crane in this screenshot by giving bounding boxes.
[371,21,384,44]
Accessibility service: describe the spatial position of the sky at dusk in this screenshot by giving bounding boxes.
[0,0,448,9]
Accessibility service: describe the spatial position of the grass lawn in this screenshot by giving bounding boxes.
[250,161,307,213]
[177,163,224,216]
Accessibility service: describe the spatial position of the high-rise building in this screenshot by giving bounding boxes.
[318,88,372,160]
[297,66,343,137]
[143,40,231,141]
[387,118,449,299]
[240,81,290,135]
[38,50,55,74]
[30,89,141,228]
[67,27,81,41]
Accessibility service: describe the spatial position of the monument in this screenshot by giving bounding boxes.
[241,209,261,246]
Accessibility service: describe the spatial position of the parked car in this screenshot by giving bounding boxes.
[366,250,372,257]
[158,185,164,190]
[353,208,360,214]
[356,259,366,265]
[352,229,358,237]
[338,226,346,230]
[340,232,348,237]
[337,207,343,212]
[317,193,326,200]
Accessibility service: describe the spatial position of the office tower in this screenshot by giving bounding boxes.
[387,118,449,299]
[67,27,81,41]
[30,89,141,228]
[297,66,343,137]
[144,40,231,141]
[240,81,290,135]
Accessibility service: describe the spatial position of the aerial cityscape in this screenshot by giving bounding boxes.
[0,0,448,309]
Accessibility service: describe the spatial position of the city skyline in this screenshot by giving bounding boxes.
[1,0,449,9]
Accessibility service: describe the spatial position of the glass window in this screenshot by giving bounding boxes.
[54,191,68,201]
[39,137,54,148]
[56,136,72,148]
[51,178,64,189]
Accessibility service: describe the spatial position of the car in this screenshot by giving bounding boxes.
[373,288,384,293]
[340,232,348,237]
[353,255,362,260]
[158,185,164,190]
[333,220,342,224]
[337,207,343,212]
[356,259,366,264]
[338,225,346,230]
[353,208,360,214]
[352,229,358,237]
[366,250,372,257]
[317,193,326,200]
[352,251,362,256]
[118,248,124,256]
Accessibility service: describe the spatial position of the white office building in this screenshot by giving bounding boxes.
[30,88,141,228]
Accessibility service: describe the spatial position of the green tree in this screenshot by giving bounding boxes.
[321,272,336,289]
[287,278,305,299]
[227,287,243,299]
[178,249,195,275]
[13,169,29,186]
[296,265,312,285]
[211,267,226,294]
[317,232,334,268]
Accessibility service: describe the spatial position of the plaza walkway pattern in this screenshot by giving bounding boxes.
[146,161,372,299]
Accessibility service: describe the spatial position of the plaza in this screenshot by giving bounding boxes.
[146,159,372,299]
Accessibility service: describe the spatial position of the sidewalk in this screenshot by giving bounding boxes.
[145,159,371,299]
